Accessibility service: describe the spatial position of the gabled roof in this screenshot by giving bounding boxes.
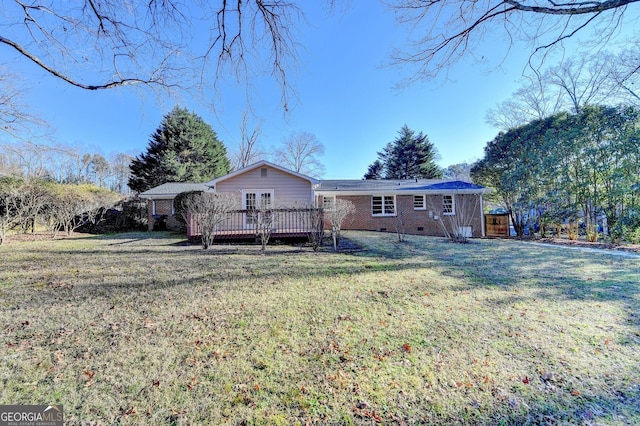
[205,160,319,187]
[139,182,210,198]
[316,179,487,194]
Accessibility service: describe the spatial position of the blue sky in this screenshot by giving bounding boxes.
[7,2,637,179]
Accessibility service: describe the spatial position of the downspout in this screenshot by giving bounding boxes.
[311,185,316,206]
[311,181,320,206]
[150,199,157,232]
[480,194,485,237]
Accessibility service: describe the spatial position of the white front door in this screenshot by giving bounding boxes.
[243,190,273,228]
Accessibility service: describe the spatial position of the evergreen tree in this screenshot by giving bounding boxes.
[128,106,230,193]
[365,125,442,180]
[363,159,384,180]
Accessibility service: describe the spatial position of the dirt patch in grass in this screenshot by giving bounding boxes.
[1,231,638,424]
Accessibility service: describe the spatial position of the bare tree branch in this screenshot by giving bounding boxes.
[1,35,175,90]
[1,0,306,106]
[0,69,49,140]
[503,0,636,15]
[390,0,639,81]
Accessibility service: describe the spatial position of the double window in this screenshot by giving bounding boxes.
[372,195,396,216]
[322,196,335,211]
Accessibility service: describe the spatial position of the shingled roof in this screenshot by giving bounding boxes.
[138,178,487,198]
[398,181,486,191]
[315,179,486,193]
[139,182,210,198]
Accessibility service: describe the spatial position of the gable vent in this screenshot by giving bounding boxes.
[261,168,268,177]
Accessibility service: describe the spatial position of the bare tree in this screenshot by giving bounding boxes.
[0,70,48,140]
[249,197,276,252]
[0,177,23,245]
[182,192,239,249]
[232,111,265,170]
[390,0,639,81]
[47,146,78,183]
[393,207,408,243]
[273,131,325,177]
[308,208,326,251]
[44,184,120,238]
[442,163,475,182]
[0,141,50,178]
[486,78,564,130]
[0,140,136,194]
[12,179,50,234]
[292,202,325,251]
[487,52,624,131]
[0,147,21,177]
[1,1,307,110]
[545,56,614,114]
[89,154,111,188]
[109,153,133,194]
[605,43,640,105]
[325,199,355,250]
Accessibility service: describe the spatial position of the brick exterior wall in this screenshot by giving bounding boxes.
[321,194,484,237]
[146,199,182,231]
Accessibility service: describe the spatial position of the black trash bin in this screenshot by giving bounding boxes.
[152,214,168,231]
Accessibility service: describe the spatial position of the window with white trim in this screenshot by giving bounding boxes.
[323,196,335,210]
[372,195,396,216]
[413,195,426,210]
[443,195,455,215]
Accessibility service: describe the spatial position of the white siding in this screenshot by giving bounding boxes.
[215,165,314,207]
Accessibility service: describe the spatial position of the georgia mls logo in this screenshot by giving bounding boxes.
[0,405,63,426]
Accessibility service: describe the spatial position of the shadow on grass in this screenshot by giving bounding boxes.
[6,231,639,303]
[2,231,639,424]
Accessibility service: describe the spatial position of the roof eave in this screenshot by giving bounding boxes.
[316,188,488,196]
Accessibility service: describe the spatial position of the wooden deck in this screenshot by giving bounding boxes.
[187,208,324,242]
[207,228,317,240]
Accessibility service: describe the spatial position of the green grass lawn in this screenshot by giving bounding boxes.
[1,231,639,425]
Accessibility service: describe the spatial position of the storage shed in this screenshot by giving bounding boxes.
[485,213,510,237]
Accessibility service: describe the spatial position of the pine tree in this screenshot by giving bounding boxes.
[128,106,231,193]
[365,125,442,180]
[363,159,384,180]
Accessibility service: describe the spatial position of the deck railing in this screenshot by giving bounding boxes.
[187,208,324,240]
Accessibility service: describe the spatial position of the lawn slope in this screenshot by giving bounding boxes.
[1,232,638,425]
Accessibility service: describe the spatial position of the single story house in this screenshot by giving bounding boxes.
[316,179,487,238]
[139,160,488,239]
